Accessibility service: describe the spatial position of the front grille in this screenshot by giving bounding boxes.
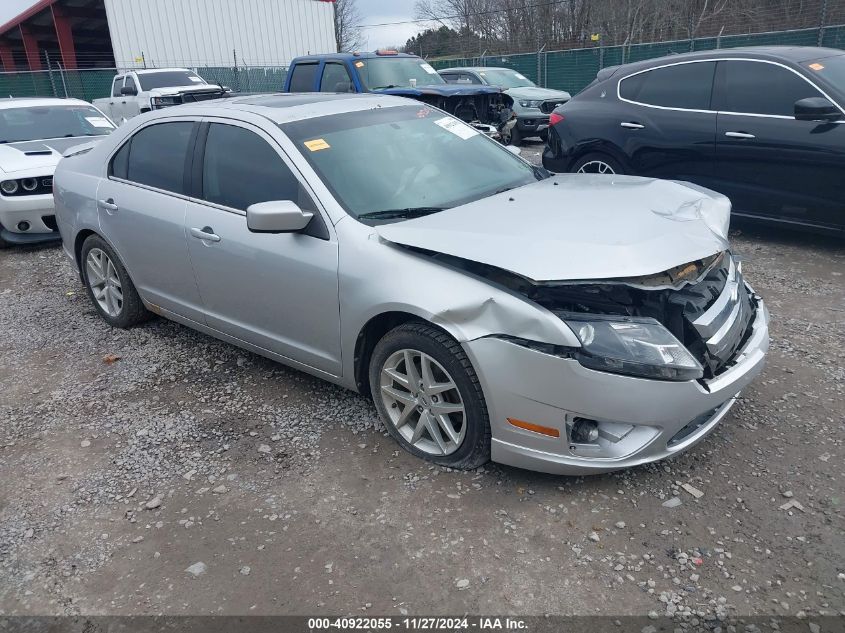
[541,99,567,114]
[674,256,755,376]
[182,91,228,103]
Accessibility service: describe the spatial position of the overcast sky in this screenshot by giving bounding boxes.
[0,0,423,49]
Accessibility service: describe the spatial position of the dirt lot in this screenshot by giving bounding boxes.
[1,150,843,621]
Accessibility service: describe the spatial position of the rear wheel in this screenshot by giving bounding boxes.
[369,322,491,470]
[571,153,625,175]
[80,235,149,328]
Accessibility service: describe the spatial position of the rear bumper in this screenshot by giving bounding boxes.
[464,296,769,475]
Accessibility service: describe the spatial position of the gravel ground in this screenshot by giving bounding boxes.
[1,146,843,623]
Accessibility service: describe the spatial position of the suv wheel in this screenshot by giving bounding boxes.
[80,234,149,328]
[369,322,491,470]
[571,153,625,175]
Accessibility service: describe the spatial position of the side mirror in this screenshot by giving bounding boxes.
[794,97,842,122]
[120,85,138,96]
[246,200,313,233]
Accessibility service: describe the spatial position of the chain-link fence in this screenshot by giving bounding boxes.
[0,64,290,101]
[1,23,844,102]
[431,23,845,94]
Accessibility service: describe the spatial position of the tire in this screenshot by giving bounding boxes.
[369,322,491,470]
[570,152,625,175]
[504,123,523,146]
[0,232,8,250]
[80,234,149,328]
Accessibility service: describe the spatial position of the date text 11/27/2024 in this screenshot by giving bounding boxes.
[307,617,528,630]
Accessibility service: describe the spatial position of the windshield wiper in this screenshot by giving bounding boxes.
[371,84,399,90]
[358,207,445,220]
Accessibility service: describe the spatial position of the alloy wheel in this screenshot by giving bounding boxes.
[86,248,123,317]
[577,160,616,174]
[379,349,466,456]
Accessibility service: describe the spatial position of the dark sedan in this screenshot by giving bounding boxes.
[543,47,845,234]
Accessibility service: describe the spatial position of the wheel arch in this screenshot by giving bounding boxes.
[570,142,630,173]
[353,311,456,395]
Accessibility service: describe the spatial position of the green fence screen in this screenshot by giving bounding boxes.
[1,24,843,101]
[431,24,845,93]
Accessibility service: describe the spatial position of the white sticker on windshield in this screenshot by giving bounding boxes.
[515,73,527,80]
[434,116,478,140]
[188,76,203,82]
[85,116,114,128]
[420,63,438,75]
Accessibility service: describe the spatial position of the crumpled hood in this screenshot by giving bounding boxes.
[379,84,504,98]
[376,175,731,282]
[506,86,571,101]
[0,137,105,173]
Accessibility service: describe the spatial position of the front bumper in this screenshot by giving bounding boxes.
[464,295,769,475]
[516,113,550,135]
[0,194,60,244]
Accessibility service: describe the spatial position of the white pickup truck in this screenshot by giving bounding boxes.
[93,68,231,123]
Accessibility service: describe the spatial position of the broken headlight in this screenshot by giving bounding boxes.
[564,315,703,382]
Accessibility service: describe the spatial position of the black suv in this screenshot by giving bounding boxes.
[543,47,845,233]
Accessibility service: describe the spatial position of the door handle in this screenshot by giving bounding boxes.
[98,198,119,212]
[725,131,756,139]
[190,226,221,242]
[620,122,645,129]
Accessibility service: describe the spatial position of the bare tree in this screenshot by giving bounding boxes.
[334,0,364,52]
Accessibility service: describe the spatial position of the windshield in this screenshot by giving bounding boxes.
[476,68,535,89]
[0,105,114,143]
[138,71,205,90]
[803,55,845,94]
[356,57,445,89]
[281,105,540,220]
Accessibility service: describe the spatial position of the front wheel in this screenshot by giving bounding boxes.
[80,234,150,328]
[369,322,491,469]
[570,153,625,175]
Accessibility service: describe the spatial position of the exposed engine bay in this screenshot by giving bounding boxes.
[411,91,514,132]
[408,247,756,379]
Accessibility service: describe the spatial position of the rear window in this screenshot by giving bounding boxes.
[123,122,194,194]
[288,63,318,92]
[620,62,716,110]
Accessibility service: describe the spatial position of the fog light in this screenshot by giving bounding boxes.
[571,418,599,443]
[21,178,38,192]
[1,180,18,194]
[17,221,30,231]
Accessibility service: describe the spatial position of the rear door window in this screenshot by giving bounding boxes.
[715,60,823,117]
[620,62,716,110]
[124,122,194,194]
[288,63,318,92]
[320,63,353,92]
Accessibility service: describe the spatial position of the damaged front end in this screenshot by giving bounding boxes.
[409,247,758,381]
[382,87,514,138]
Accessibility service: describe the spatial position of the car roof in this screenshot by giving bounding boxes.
[151,92,411,124]
[606,46,843,77]
[294,52,420,62]
[0,97,94,110]
[439,67,512,73]
[128,68,194,75]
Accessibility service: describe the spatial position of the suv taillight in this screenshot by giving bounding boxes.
[549,112,565,126]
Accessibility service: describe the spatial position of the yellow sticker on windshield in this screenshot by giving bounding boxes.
[355,61,365,68]
[809,63,825,71]
[304,138,331,152]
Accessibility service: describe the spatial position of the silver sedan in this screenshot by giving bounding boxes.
[53,93,769,474]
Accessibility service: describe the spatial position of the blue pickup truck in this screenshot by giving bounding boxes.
[283,50,515,139]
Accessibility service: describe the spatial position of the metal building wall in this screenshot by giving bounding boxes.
[102,0,336,68]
